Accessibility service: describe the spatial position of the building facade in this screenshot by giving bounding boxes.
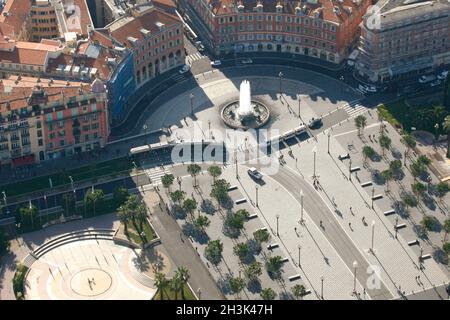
[179,0,371,63]
[356,0,450,83]
[0,76,109,166]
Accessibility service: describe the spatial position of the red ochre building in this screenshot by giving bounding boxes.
[179,0,371,63]
[0,76,109,166]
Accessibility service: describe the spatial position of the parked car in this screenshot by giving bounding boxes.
[418,75,436,84]
[363,85,377,93]
[308,117,323,129]
[247,167,263,180]
[241,58,253,64]
[211,60,222,67]
[437,70,448,80]
[430,79,442,87]
[178,64,190,74]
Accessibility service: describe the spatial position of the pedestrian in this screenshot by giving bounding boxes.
[349,222,352,229]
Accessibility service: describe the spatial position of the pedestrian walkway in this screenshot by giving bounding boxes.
[144,167,168,186]
[342,100,367,118]
[186,52,205,65]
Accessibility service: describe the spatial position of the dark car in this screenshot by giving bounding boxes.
[308,117,323,129]
[247,167,263,180]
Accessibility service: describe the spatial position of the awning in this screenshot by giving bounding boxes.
[11,154,35,167]
[388,58,433,76]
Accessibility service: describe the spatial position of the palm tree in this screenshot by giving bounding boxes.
[381,169,393,192]
[401,134,416,157]
[442,115,450,158]
[208,165,222,184]
[443,219,450,243]
[161,174,175,192]
[379,134,391,156]
[117,204,130,235]
[183,198,198,221]
[229,277,245,299]
[187,164,201,187]
[412,109,431,130]
[135,202,147,237]
[292,284,307,300]
[354,115,367,136]
[171,274,183,300]
[412,182,427,201]
[260,288,277,300]
[155,272,169,300]
[175,267,190,300]
[170,190,186,206]
[362,145,375,164]
[432,106,447,125]
[194,215,210,233]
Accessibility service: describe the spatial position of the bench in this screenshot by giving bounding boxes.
[235,198,247,204]
[383,209,395,216]
[420,254,431,260]
[267,243,279,250]
[372,194,383,200]
[338,153,350,160]
[350,166,361,172]
[288,274,301,281]
[394,223,406,230]
[281,257,289,263]
[361,181,373,187]
[407,239,419,246]
[248,213,258,219]
[228,185,238,191]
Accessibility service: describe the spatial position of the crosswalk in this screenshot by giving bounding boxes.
[342,100,367,118]
[354,87,366,95]
[186,52,205,65]
[172,74,186,83]
[144,167,169,186]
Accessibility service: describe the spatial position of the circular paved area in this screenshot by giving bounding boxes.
[25,239,157,300]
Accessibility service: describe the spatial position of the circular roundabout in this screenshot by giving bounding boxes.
[70,268,113,297]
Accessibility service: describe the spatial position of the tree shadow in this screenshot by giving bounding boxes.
[391,148,403,160]
[222,222,241,239]
[432,248,449,265]
[422,194,437,211]
[279,291,294,300]
[219,197,234,210]
[392,169,405,181]
[172,205,187,220]
[369,153,382,162]
[413,224,429,241]
[200,199,216,215]
[393,201,409,219]
[247,239,262,256]
[246,279,262,293]
[182,223,210,244]
[371,170,385,185]
[217,273,233,295]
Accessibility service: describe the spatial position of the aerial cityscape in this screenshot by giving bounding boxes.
[0,0,449,302]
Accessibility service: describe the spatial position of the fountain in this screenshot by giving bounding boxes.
[221,80,270,129]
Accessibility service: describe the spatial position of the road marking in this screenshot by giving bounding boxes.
[186,52,205,65]
[144,167,169,186]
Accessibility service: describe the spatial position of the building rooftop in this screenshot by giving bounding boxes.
[0,40,63,66]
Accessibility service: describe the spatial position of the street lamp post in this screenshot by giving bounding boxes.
[276,214,280,237]
[327,132,331,154]
[370,220,375,254]
[313,147,317,179]
[69,176,74,192]
[132,161,139,188]
[320,276,324,300]
[434,123,439,145]
[234,151,239,179]
[352,260,358,295]
[298,94,301,119]
[371,187,375,209]
[143,124,148,144]
[349,158,352,181]
[404,149,407,166]
[278,72,284,96]
[208,120,211,140]
[298,245,301,267]
[1,191,7,215]
[255,185,259,207]
[394,216,399,239]
[300,189,304,224]
[190,93,194,116]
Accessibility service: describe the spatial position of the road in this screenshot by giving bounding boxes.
[268,165,393,300]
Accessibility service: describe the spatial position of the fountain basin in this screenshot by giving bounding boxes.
[221,99,270,130]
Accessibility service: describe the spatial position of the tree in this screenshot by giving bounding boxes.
[244,261,262,283]
[253,229,271,245]
[412,182,427,200]
[401,192,418,211]
[194,215,210,233]
[381,169,393,191]
[354,115,367,136]
[124,194,140,226]
[443,242,450,255]
[182,198,198,220]
[117,203,130,234]
[85,189,105,216]
[0,229,10,256]
[412,109,432,130]
[260,288,277,300]
[389,159,402,176]
[62,192,76,216]
[155,272,169,300]
[208,165,222,184]
[442,115,450,158]
[292,284,308,300]
[113,186,129,207]
[170,273,183,301]
[229,277,245,299]
[410,161,425,181]
[161,174,175,191]
[205,239,223,266]
[135,201,147,236]
[226,209,249,231]
[187,164,201,187]
[442,219,450,243]
[233,242,249,260]
[170,190,186,205]
[432,106,447,126]
[379,134,391,156]
[17,204,38,230]
[362,145,375,163]
[210,179,231,204]
[436,182,450,202]
[401,134,416,156]
[417,155,431,167]
[421,215,439,232]
[265,255,284,277]
[174,267,190,300]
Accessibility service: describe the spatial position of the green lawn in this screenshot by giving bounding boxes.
[153,283,196,300]
[378,99,447,134]
[125,219,155,245]
[2,157,132,198]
